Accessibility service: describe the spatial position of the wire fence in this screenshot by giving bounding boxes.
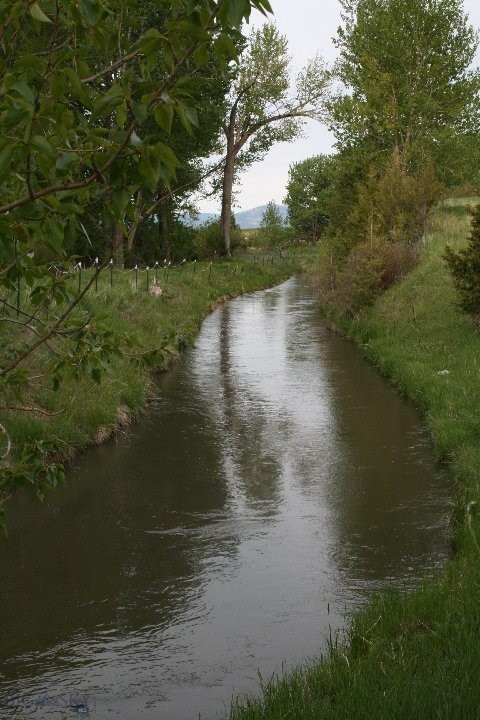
[4,247,301,320]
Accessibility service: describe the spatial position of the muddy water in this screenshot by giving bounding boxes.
[0,276,451,719]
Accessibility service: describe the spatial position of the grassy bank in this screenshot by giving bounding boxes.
[222,199,480,719]
[1,251,304,506]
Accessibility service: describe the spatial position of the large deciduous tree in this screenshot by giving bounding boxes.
[284,155,336,242]
[218,22,330,255]
[330,0,480,183]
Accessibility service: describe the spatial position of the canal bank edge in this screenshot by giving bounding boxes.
[0,253,306,513]
[226,198,480,719]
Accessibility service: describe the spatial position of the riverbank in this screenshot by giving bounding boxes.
[0,252,304,510]
[224,198,480,719]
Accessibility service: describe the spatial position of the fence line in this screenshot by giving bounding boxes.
[4,247,299,320]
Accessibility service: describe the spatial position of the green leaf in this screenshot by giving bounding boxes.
[214,33,239,63]
[31,135,55,157]
[92,84,124,117]
[252,0,273,15]
[154,104,174,133]
[155,141,182,171]
[138,28,165,55]
[115,102,128,127]
[49,74,68,99]
[29,2,51,22]
[174,21,210,42]
[55,152,79,173]
[11,80,35,104]
[174,101,198,135]
[64,68,93,109]
[132,101,147,123]
[78,0,100,25]
[192,44,209,67]
[220,0,247,26]
[44,216,65,253]
[0,100,31,128]
[0,143,16,179]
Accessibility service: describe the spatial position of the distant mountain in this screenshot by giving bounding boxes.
[235,204,289,229]
[181,203,288,229]
[181,211,219,226]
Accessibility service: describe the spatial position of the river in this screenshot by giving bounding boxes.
[0,276,451,719]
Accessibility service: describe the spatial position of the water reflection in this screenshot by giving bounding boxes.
[0,277,451,720]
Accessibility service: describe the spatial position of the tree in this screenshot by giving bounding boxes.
[0,0,272,508]
[445,204,480,326]
[330,0,480,183]
[284,155,335,242]
[218,22,330,255]
[258,201,284,247]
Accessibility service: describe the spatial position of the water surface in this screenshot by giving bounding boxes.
[0,276,451,719]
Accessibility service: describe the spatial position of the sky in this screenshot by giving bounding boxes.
[197,0,480,214]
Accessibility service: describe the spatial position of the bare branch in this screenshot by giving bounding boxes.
[0,423,11,460]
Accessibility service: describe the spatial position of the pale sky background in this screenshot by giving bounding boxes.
[198,0,480,214]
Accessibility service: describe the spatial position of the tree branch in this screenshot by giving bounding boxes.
[0,0,228,216]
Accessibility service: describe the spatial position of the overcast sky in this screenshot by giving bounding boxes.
[197,0,480,213]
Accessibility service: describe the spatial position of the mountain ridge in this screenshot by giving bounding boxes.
[182,203,288,229]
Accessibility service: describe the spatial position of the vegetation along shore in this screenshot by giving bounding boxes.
[222,201,480,719]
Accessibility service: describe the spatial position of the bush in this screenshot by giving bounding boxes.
[445,203,480,326]
[193,217,243,258]
[335,151,442,259]
[323,238,419,317]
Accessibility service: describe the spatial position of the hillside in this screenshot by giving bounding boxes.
[183,203,289,229]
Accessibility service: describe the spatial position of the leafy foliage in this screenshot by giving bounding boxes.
[331,0,480,183]
[323,238,418,317]
[284,155,335,242]
[193,215,243,257]
[257,201,286,247]
[0,0,273,504]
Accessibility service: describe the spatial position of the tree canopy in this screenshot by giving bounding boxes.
[218,22,330,254]
[284,155,335,242]
[330,0,480,183]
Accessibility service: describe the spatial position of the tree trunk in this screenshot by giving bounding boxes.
[112,222,124,268]
[158,199,171,262]
[220,136,236,257]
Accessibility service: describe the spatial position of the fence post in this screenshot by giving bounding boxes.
[146,266,149,291]
[110,258,113,287]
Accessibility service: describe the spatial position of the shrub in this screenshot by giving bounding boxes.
[444,203,480,326]
[324,238,419,317]
[336,151,442,259]
[193,217,243,258]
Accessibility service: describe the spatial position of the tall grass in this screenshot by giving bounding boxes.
[219,198,480,719]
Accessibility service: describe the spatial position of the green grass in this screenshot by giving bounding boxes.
[0,251,302,497]
[219,198,480,719]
